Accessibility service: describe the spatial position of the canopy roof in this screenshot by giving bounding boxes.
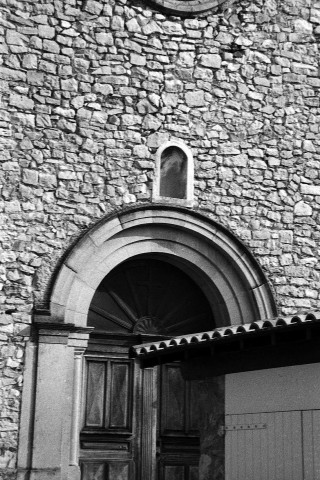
[131,312,320,372]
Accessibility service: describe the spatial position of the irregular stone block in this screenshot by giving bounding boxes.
[142,114,161,130]
[121,114,142,126]
[61,78,78,91]
[303,140,316,152]
[43,40,60,53]
[311,9,320,24]
[22,169,39,185]
[38,25,55,39]
[126,18,141,33]
[294,19,313,34]
[147,132,169,148]
[83,0,103,14]
[92,66,112,75]
[27,71,44,85]
[93,83,113,95]
[301,184,320,196]
[294,201,312,216]
[185,91,205,107]
[162,21,185,35]
[13,113,35,127]
[96,33,113,46]
[200,54,222,69]
[130,53,146,66]
[39,173,57,188]
[111,16,124,30]
[22,54,38,69]
[4,200,21,213]
[0,67,26,81]
[6,31,27,45]
[142,20,163,35]
[99,76,129,85]
[9,94,34,110]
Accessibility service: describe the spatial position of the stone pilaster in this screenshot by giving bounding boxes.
[17,322,92,480]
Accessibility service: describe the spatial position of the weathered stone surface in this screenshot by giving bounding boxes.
[185,91,205,107]
[22,54,38,69]
[9,94,34,110]
[83,0,103,15]
[311,8,320,24]
[294,201,312,216]
[126,18,141,33]
[22,169,39,185]
[162,21,185,35]
[294,19,313,34]
[301,184,320,196]
[96,33,113,46]
[38,25,55,39]
[0,68,26,81]
[1,1,320,477]
[6,31,27,46]
[200,54,222,69]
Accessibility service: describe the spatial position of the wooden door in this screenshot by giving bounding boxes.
[157,363,200,480]
[80,355,200,480]
[80,351,139,480]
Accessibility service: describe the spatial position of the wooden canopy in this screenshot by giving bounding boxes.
[131,312,320,377]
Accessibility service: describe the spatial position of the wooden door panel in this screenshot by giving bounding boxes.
[163,465,184,480]
[81,461,132,480]
[160,463,199,480]
[86,362,105,428]
[189,465,198,480]
[188,382,200,432]
[108,462,130,480]
[161,364,200,437]
[162,365,185,433]
[83,358,132,435]
[159,364,200,480]
[82,462,107,480]
[109,362,130,429]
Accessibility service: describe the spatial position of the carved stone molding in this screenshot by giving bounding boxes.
[50,205,277,328]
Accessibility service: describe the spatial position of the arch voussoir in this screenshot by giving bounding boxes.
[49,206,277,327]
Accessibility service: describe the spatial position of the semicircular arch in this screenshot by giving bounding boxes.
[49,205,277,327]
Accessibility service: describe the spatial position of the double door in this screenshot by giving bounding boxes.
[80,348,200,480]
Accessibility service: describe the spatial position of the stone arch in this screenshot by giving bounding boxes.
[49,205,277,327]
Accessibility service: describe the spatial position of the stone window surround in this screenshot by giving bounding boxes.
[148,0,232,15]
[152,141,194,207]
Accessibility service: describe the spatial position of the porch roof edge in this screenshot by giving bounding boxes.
[131,311,320,364]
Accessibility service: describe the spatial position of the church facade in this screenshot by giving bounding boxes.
[1,0,320,478]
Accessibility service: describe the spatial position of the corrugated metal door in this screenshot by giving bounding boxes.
[225,410,320,480]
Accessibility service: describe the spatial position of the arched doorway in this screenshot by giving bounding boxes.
[19,206,276,480]
[81,256,215,479]
[50,205,276,328]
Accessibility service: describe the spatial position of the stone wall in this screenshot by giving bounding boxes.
[1,0,320,476]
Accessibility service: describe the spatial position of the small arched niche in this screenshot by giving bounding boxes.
[153,141,194,206]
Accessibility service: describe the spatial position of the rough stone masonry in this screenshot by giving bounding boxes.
[0,0,320,477]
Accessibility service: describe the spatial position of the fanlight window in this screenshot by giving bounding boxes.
[88,258,214,336]
[153,141,194,206]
